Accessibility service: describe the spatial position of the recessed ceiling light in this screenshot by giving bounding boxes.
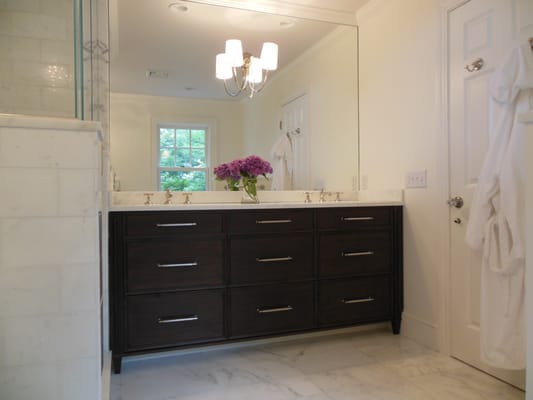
[168,2,188,13]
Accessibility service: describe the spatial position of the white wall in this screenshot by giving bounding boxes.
[110,92,244,191]
[358,0,445,349]
[242,26,359,191]
[0,0,75,117]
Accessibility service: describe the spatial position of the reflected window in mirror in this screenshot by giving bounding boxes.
[157,123,210,191]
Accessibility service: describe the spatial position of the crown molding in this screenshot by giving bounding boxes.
[180,0,358,26]
[355,0,389,25]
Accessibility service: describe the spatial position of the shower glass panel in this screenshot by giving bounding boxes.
[0,1,77,117]
[0,0,109,136]
[79,0,110,139]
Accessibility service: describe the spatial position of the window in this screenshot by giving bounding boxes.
[157,124,209,191]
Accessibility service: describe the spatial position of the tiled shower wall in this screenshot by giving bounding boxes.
[0,0,76,117]
[0,117,102,400]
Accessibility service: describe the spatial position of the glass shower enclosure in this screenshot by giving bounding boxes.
[0,0,109,140]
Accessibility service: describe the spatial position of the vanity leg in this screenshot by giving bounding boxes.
[112,355,122,374]
[392,318,402,335]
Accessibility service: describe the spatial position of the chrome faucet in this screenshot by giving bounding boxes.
[319,189,331,203]
[164,189,173,205]
[144,193,154,205]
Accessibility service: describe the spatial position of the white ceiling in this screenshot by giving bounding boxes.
[109,0,369,100]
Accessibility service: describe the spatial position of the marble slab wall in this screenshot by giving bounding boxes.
[0,116,102,400]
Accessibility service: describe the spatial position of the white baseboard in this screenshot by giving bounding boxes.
[401,312,440,351]
[101,351,112,400]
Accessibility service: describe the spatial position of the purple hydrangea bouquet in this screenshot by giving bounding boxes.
[213,155,273,202]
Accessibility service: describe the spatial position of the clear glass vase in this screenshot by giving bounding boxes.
[241,176,259,203]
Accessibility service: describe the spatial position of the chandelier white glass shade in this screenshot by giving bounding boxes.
[216,40,278,98]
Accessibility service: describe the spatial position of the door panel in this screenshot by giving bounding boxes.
[449,0,529,389]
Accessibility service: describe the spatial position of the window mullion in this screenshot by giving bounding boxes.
[158,124,208,191]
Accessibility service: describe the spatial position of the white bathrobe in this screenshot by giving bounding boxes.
[465,42,533,370]
[270,134,293,190]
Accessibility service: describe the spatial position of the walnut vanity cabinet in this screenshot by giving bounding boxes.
[109,206,403,373]
[109,211,226,374]
[316,207,403,332]
[227,209,315,338]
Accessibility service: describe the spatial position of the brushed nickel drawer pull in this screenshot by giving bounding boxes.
[156,222,197,227]
[256,305,293,314]
[157,315,199,324]
[256,256,293,263]
[342,297,375,304]
[341,217,375,221]
[341,251,374,257]
[255,219,292,224]
[157,262,198,268]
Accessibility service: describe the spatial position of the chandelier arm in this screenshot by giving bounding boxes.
[231,66,240,87]
[223,79,242,97]
[220,57,272,98]
[247,69,270,97]
[238,67,249,91]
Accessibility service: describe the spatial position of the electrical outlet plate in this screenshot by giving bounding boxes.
[406,170,427,188]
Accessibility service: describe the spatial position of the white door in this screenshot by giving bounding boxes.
[449,0,533,388]
[282,94,309,189]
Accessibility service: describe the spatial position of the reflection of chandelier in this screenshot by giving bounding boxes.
[216,39,278,98]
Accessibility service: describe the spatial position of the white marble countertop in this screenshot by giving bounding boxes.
[109,200,403,212]
[109,190,404,211]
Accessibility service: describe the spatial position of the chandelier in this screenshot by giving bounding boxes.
[216,39,278,98]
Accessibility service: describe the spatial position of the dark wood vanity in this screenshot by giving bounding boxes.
[109,205,403,373]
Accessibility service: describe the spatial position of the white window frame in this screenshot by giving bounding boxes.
[152,119,217,191]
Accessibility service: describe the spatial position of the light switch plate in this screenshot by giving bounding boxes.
[406,170,427,188]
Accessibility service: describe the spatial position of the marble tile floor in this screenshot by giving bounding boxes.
[110,327,525,400]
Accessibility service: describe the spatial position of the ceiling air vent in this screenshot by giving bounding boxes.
[146,70,169,79]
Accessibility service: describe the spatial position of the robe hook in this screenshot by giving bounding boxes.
[465,58,484,72]
[288,128,301,135]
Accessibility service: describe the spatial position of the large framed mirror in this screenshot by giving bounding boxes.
[109,0,359,192]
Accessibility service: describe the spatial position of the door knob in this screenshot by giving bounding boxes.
[454,218,462,224]
[447,196,464,209]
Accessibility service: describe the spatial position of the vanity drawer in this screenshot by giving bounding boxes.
[126,238,223,292]
[126,212,223,236]
[229,209,312,234]
[126,289,224,350]
[319,231,391,277]
[230,283,314,338]
[317,207,391,230]
[230,234,313,284]
[318,276,390,326]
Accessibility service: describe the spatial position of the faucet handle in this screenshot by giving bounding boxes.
[334,192,341,202]
[164,189,173,205]
[144,193,154,205]
[304,192,312,203]
[182,192,192,204]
